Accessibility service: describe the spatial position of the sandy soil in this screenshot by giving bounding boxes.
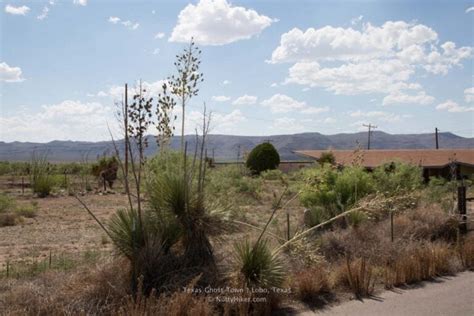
[0,192,127,265]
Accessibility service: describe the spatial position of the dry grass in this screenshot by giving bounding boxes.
[458,235,474,270]
[0,259,130,315]
[292,266,330,303]
[392,206,458,242]
[383,241,455,288]
[342,257,375,298]
[117,276,215,316]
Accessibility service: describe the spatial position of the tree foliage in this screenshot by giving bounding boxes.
[246,142,280,175]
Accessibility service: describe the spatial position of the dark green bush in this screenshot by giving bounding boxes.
[246,142,280,175]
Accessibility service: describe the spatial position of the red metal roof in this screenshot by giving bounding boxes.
[294,149,474,168]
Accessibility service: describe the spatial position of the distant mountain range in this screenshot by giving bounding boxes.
[0,131,473,162]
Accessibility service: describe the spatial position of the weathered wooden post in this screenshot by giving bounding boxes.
[287,213,290,241]
[21,176,24,195]
[390,211,394,242]
[458,185,467,234]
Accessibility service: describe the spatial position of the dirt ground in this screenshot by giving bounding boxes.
[0,176,305,272]
[0,174,131,268]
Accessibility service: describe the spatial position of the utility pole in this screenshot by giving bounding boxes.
[435,127,439,149]
[362,123,377,150]
[124,83,129,176]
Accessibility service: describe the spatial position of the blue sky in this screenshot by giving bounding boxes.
[0,0,473,142]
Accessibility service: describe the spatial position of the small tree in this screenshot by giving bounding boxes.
[246,142,280,175]
[319,152,336,165]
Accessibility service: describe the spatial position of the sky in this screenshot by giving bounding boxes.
[0,0,473,142]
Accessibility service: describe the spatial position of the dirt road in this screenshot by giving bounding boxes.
[300,271,474,316]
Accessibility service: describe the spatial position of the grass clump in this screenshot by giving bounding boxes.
[293,266,330,303]
[0,194,37,227]
[384,241,454,288]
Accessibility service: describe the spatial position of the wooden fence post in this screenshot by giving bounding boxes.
[287,213,290,241]
[390,211,394,242]
[458,185,467,234]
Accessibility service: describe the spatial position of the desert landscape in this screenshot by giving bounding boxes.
[1,0,473,315]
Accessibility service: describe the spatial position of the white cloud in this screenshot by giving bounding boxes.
[108,17,139,30]
[382,91,435,106]
[212,95,231,102]
[466,7,474,13]
[108,16,120,24]
[464,87,474,103]
[0,62,24,82]
[212,110,246,130]
[222,80,231,85]
[270,21,439,63]
[271,21,472,102]
[152,48,160,55]
[272,117,306,133]
[436,100,474,113]
[323,117,336,124]
[178,109,245,135]
[286,59,418,95]
[169,0,276,45]
[5,4,30,15]
[98,80,167,100]
[73,0,87,6]
[37,6,49,20]
[154,32,165,39]
[233,94,257,105]
[270,83,278,88]
[301,106,329,114]
[0,100,114,142]
[349,110,402,122]
[351,15,363,26]
[260,93,328,114]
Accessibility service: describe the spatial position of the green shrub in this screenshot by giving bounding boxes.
[246,142,280,175]
[260,169,286,181]
[318,152,336,165]
[32,176,55,198]
[372,162,423,195]
[15,204,38,218]
[0,193,14,213]
[299,165,374,226]
[30,152,54,198]
[206,165,262,202]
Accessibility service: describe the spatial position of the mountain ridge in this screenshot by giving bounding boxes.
[1,131,472,162]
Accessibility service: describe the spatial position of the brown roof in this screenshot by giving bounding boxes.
[294,149,474,168]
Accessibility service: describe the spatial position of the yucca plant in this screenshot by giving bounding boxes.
[234,238,285,289]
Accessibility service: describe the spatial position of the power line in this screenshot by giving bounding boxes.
[362,123,377,150]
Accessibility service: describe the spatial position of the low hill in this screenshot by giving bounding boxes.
[0,131,472,162]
